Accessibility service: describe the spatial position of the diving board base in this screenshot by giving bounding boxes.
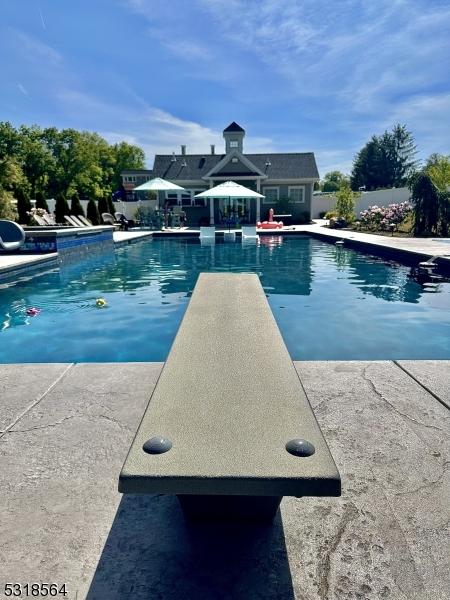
[177,494,283,522]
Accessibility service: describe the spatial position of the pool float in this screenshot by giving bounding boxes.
[257,207,283,229]
[26,307,41,316]
[95,298,107,307]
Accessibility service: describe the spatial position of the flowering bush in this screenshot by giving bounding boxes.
[359,202,412,231]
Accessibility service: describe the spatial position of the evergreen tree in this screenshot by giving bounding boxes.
[0,188,17,220]
[107,195,115,215]
[97,196,109,216]
[54,193,70,224]
[351,125,418,190]
[35,190,49,212]
[70,192,84,216]
[409,173,440,236]
[15,188,32,224]
[86,198,100,225]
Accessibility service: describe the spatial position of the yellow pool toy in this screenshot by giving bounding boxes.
[95,298,107,307]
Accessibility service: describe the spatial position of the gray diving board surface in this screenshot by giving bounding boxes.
[119,273,340,520]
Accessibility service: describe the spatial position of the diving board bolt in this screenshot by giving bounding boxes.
[143,437,172,454]
[286,439,315,457]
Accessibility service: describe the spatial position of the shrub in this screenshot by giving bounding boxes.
[86,199,100,225]
[54,193,71,224]
[297,211,311,224]
[335,184,357,222]
[97,197,109,216]
[325,210,337,219]
[0,188,17,220]
[15,188,32,224]
[319,211,327,218]
[107,196,115,215]
[70,192,85,217]
[359,202,412,231]
[35,191,49,212]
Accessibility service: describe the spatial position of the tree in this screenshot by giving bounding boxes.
[18,125,55,197]
[107,195,115,215]
[97,196,109,215]
[0,188,17,220]
[335,183,358,222]
[425,154,450,192]
[322,171,349,192]
[409,173,440,235]
[111,142,145,190]
[15,188,32,224]
[35,190,49,212]
[86,198,100,225]
[54,193,71,224]
[70,192,84,217]
[351,124,418,190]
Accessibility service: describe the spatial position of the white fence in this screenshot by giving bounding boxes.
[311,187,411,218]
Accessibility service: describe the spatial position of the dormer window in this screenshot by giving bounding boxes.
[230,141,238,148]
[231,157,238,163]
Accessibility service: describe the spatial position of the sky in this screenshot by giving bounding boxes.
[1,0,449,176]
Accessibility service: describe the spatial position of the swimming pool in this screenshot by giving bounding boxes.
[1,236,449,362]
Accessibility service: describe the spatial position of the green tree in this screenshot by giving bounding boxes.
[111,142,145,190]
[425,154,450,192]
[15,188,32,224]
[35,190,49,212]
[107,195,115,215]
[86,198,100,225]
[70,192,84,217]
[351,124,418,190]
[409,173,440,235]
[0,188,17,220]
[335,183,358,222]
[18,125,55,197]
[97,196,109,216]
[54,193,71,224]
[322,171,349,192]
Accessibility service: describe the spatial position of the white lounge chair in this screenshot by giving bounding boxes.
[0,220,26,252]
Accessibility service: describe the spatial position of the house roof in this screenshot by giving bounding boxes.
[150,153,319,181]
[223,122,245,133]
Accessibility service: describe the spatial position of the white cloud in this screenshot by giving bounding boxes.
[17,83,28,96]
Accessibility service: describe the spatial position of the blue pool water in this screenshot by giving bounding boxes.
[1,236,449,362]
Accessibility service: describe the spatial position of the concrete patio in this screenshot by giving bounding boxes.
[1,360,449,600]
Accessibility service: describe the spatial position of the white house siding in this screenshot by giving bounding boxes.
[311,187,411,219]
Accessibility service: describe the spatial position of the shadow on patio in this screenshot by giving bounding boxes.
[86,494,295,600]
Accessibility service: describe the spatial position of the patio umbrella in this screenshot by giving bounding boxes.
[195,181,264,231]
[133,177,186,222]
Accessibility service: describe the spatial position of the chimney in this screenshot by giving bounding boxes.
[181,145,186,155]
[211,144,215,155]
[171,151,177,162]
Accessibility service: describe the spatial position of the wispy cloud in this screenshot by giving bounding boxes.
[17,83,28,96]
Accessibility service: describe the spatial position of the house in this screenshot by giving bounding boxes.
[121,122,320,225]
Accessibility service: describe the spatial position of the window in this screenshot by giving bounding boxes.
[288,186,305,203]
[181,192,192,206]
[231,157,239,163]
[262,187,279,204]
[230,141,238,148]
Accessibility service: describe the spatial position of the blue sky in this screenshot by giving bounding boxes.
[1,0,449,176]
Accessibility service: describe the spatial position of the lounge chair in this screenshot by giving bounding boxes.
[101,213,121,229]
[77,215,92,227]
[0,220,26,251]
[31,214,49,226]
[64,215,80,227]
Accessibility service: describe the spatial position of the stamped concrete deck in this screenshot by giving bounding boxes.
[1,361,449,600]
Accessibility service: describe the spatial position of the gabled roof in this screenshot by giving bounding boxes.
[223,122,245,133]
[151,152,319,181]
